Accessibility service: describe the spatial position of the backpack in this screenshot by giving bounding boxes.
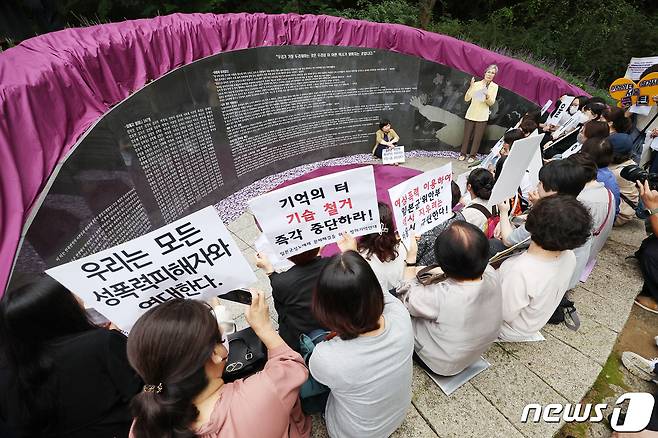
[298,329,331,414]
[466,203,500,239]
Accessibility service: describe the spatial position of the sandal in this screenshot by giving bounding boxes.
[458,154,466,161]
[467,156,476,164]
[634,296,658,314]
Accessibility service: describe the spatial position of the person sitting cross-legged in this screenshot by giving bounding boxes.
[498,195,592,342]
[397,221,503,376]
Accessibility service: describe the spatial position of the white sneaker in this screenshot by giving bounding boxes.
[621,352,658,381]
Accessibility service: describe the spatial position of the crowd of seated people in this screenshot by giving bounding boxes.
[3,69,658,438]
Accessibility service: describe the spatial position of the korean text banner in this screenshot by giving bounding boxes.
[248,166,381,258]
[46,206,256,332]
[388,163,453,241]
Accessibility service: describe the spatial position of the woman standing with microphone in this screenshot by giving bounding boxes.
[459,64,499,163]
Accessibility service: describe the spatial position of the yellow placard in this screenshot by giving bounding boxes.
[609,77,638,107]
[637,72,658,106]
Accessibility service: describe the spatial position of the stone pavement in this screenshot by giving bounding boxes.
[226,156,648,438]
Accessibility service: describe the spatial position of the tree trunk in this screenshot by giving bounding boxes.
[419,0,438,29]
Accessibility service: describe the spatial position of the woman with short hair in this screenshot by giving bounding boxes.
[372,119,400,159]
[127,294,311,438]
[498,195,592,342]
[309,247,413,438]
[460,64,499,163]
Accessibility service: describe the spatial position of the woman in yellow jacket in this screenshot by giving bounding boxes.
[459,65,499,163]
[372,119,400,158]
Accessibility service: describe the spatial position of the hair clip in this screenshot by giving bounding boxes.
[379,222,389,235]
[143,383,163,394]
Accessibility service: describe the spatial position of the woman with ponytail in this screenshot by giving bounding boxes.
[0,276,141,438]
[357,202,408,291]
[462,168,496,232]
[127,292,310,438]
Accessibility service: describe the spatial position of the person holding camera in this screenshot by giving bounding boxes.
[634,180,658,314]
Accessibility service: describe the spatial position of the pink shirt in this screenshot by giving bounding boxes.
[130,344,311,438]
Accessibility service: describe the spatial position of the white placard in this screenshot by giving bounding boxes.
[254,233,294,271]
[248,166,381,259]
[388,163,453,242]
[546,96,575,126]
[540,100,553,115]
[474,88,487,102]
[479,135,506,171]
[488,135,542,207]
[382,146,406,164]
[526,149,543,192]
[46,206,257,332]
[561,142,583,159]
[630,105,652,116]
[625,56,658,81]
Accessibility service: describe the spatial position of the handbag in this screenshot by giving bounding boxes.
[415,265,447,286]
[223,327,267,382]
[298,329,331,414]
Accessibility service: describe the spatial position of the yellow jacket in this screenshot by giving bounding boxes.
[372,128,399,154]
[465,81,498,122]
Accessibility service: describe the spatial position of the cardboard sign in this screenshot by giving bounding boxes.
[382,146,406,164]
[625,56,658,81]
[248,166,381,258]
[638,72,658,106]
[388,163,453,242]
[488,135,542,207]
[561,142,582,159]
[546,96,575,126]
[46,206,257,332]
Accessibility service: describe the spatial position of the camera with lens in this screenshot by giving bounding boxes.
[620,164,658,191]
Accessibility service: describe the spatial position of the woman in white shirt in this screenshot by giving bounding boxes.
[358,202,407,292]
[398,221,503,376]
[309,246,414,438]
[462,168,496,232]
[498,195,592,342]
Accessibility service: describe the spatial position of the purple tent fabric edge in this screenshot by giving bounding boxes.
[0,13,587,294]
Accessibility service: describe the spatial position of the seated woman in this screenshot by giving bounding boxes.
[309,245,414,438]
[607,133,639,226]
[0,276,141,438]
[417,181,465,266]
[372,119,399,159]
[357,202,408,291]
[256,248,326,352]
[498,195,592,342]
[581,137,621,216]
[127,293,311,438]
[569,153,616,266]
[462,168,496,232]
[398,221,502,376]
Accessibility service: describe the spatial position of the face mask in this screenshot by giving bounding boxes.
[568,105,578,115]
[577,132,586,144]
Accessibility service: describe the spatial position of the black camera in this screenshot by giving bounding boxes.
[620,165,658,191]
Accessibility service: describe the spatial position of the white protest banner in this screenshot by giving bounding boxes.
[540,100,553,115]
[546,96,575,126]
[479,135,506,170]
[488,135,542,207]
[625,56,658,81]
[248,166,381,259]
[526,148,543,191]
[382,146,406,164]
[388,163,452,242]
[46,206,257,332]
[551,113,581,140]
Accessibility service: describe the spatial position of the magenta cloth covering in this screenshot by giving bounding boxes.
[273,163,422,257]
[0,13,588,293]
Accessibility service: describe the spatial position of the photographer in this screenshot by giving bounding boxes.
[634,180,658,314]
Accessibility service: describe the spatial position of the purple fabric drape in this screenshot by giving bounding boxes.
[0,13,587,293]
